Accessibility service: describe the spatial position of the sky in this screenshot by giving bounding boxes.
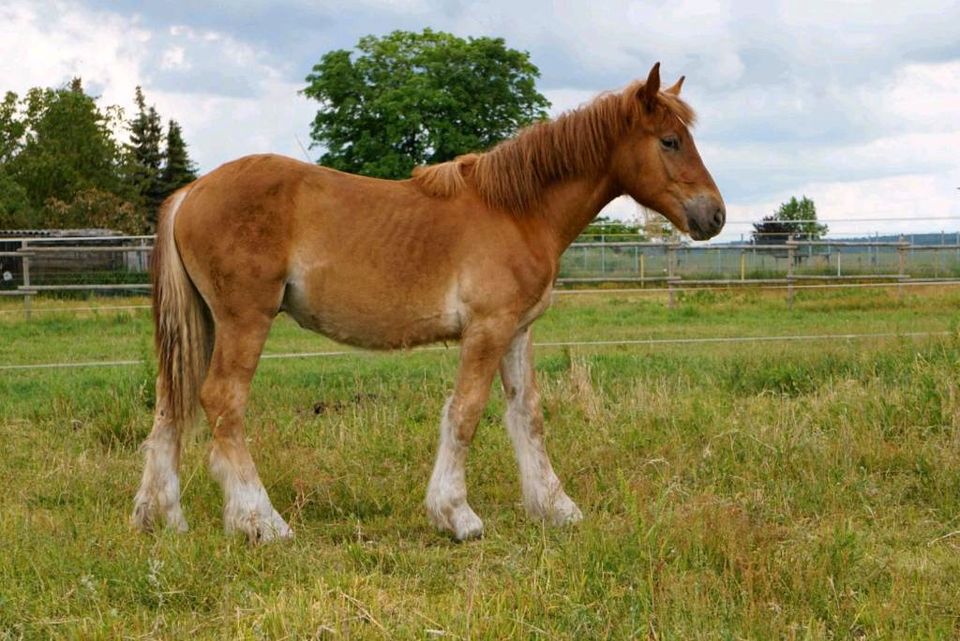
[1,0,958,241]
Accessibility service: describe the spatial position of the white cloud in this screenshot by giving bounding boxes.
[2,0,959,241]
[0,2,147,107]
[160,46,188,71]
[720,171,960,241]
[149,81,316,170]
[0,1,313,172]
[876,61,960,131]
[542,88,609,116]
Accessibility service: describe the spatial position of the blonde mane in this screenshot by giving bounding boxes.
[411,82,696,213]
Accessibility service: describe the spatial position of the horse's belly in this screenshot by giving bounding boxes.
[281,279,462,350]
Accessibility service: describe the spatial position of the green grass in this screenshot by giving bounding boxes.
[2,287,960,639]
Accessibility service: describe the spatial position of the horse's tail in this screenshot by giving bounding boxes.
[152,187,212,428]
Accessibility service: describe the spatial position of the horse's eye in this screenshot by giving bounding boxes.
[660,136,680,151]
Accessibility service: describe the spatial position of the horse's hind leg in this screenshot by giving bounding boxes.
[201,313,292,543]
[500,327,582,526]
[131,390,189,532]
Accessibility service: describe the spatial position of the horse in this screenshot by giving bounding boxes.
[131,63,725,543]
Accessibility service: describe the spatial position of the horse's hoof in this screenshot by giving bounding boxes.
[227,508,293,544]
[451,509,485,541]
[426,500,484,541]
[548,495,583,527]
[131,501,154,533]
[526,490,583,527]
[131,500,189,533]
[255,510,294,543]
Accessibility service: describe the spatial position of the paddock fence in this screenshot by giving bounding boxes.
[3,232,960,318]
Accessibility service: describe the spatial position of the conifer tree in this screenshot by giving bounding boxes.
[160,119,197,194]
[128,86,165,225]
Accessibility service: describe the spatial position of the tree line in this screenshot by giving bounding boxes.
[0,79,196,233]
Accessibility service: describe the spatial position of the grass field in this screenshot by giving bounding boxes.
[3,287,960,639]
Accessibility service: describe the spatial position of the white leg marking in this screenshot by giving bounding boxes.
[502,330,582,526]
[505,402,582,525]
[425,398,484,540]
[209,444,292,543]
[131,414,188,532]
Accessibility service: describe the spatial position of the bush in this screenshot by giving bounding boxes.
[41,188,146,234]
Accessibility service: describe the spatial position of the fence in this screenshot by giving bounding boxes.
[0,235,152,318]
[3,234,960,318]
[559,238,960,306]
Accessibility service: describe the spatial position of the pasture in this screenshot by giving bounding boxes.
[2,287,960,639]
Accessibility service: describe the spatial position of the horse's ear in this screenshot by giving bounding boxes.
[639,62,661,110]
[665,75,685,96]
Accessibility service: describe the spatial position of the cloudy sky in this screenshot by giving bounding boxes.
[1,0,958,240]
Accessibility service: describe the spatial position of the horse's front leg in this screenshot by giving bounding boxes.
[500,327,582,526]
[426,319,515,541]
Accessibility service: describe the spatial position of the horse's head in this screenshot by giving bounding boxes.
[612,63,725,240]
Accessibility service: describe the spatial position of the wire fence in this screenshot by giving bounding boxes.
[3,230,960,318]
[1,331,950,373]
[2,229,957,373]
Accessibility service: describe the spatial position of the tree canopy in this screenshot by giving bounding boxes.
[12,80,129,212]
[0,81,199,233]
[303,29,550,179]
[752,196,828,244]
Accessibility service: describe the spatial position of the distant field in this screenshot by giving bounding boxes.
[2,287,960,639]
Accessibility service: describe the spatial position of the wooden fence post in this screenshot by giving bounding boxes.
[897,235,907,302]
[20,239,32,320]
[667,243,677,309]
[786,239,796,310]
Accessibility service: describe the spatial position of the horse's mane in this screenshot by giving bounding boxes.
[411,81,696,213]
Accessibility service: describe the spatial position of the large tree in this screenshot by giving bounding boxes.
[0,92,24,165]
[752,196,828,244]
[303,29,550,179]
[0,92,31,227]
[10,79,128,210]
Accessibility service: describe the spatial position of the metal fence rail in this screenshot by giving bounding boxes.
[2,234,960,318]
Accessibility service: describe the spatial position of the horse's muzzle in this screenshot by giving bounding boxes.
[684,195,726,241]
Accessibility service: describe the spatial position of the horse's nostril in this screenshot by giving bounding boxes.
[713,208,725,228]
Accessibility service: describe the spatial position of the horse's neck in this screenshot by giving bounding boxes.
[539,173,621,257]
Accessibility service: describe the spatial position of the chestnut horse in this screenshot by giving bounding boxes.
[132,63,725,542]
